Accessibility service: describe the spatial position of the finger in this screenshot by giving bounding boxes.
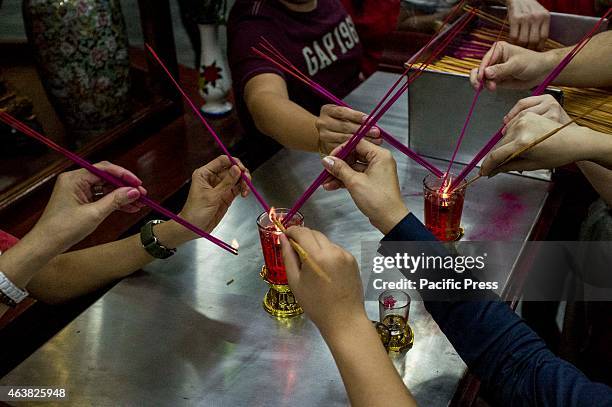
[214,165,242,193]
[509,17,520,44]
[538,15,550,50]
[321,131,353,146]
[325,119,364,135]
[492,158,537,176]
[518,21,529,47]
[280,234,302,285]
[285,226,323,252]
[479,42,504,82]
[93,161,142,187]
[470,67,480,89]
[91,187,141,219]
[504,97,542,123]
[321,155,359,188]
[204,155,233,174]
[365,136,383,145]
[323,178,345,191]
[480,142,519,176]
[325,105,365,124]
[527,20,541,50]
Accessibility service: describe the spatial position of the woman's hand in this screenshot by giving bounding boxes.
[281,226,366,336]
[502,94,572,125]
[316,105,382,155]
[33,161,146,253]
[469,41,554,91]
[481,112,584,176]
[178,155,251,237]
[507,0,550,50]
[321,140,409,235]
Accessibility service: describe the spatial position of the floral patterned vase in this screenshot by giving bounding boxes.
[198,23,232,116]
[22,0,131,134]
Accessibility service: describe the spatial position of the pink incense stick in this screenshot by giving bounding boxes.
[442,20,506,184]
[145,44,271,213]
[450,7,612,190]
[0,110,237,255]
[252,44,444,177]
[283,9,475,223]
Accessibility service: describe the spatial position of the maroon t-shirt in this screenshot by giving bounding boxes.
[228,0,363,143]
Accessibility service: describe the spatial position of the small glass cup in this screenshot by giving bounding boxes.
[423,173,467,241]
[257,208,304,285]
[379,290,412,352]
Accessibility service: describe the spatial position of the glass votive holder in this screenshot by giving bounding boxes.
[423,173,467,241]
[257,208,305,318]
[378,290,413,352]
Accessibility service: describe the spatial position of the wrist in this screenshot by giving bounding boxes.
[585,128,612,166]
[374,205,410,235]
[319,312,375,347]
[152,221,193,250]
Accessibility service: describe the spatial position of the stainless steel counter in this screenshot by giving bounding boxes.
[1,72,551,406]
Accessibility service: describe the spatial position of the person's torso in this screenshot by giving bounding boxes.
[229,0,363,141]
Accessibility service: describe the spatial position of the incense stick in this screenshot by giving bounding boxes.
[450,8,612,190]
[0,110,238,255]
[284,8,476,224]
[271,217,332,283]
[442,19,506,183]
[145,44,271,213]
[252,44,444,177]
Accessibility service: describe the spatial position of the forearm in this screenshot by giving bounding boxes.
[322,315,416,407]
[248,92,319,152]
[577,161,612,207]
[549,31,612,88]
[0,227,63,317]
[27,221,193,303]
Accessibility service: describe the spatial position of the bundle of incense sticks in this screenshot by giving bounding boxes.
[428,8,612,169]
[284,6,477,224]
[145,44,271,213]
[450,8,612,190]
[0,110,238,255]
[252,40,444,178]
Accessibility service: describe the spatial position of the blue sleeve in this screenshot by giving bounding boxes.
[381,214,612,407]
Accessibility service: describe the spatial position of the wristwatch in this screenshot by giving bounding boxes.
[0,271,29,308]
[140,220,176,259]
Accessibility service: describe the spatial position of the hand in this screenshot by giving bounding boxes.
[316,104,382,155]
[469,41,553,91]
[33,162,147,253]
[320,140,409,234]
[280,226,367,336]
[481,112,585,176]
[178,155,251,237]
[507,0,550,49]
[502,94,572,126]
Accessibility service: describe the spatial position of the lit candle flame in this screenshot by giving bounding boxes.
[269,207,282,232]
[231,239,240,249]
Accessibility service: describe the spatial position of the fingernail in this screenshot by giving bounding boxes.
[361,115,368,123]
[322,156,335,168]
[230,166,240,177]
[127,189,140,200]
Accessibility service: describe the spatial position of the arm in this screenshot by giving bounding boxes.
[470,31,612,91]
[26,155,251,304]
[479,96,612,176]
[244,74,380,154]
[0,162,145,316]
[281,227,416,407]
[321,140,612,405]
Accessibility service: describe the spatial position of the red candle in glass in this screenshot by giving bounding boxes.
[257,208,304,285]
[423,174,466,241]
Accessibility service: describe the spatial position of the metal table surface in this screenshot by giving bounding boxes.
[1,73,552,406]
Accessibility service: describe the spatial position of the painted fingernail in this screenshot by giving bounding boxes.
[322,156,335,168]
[127,189,140,199]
